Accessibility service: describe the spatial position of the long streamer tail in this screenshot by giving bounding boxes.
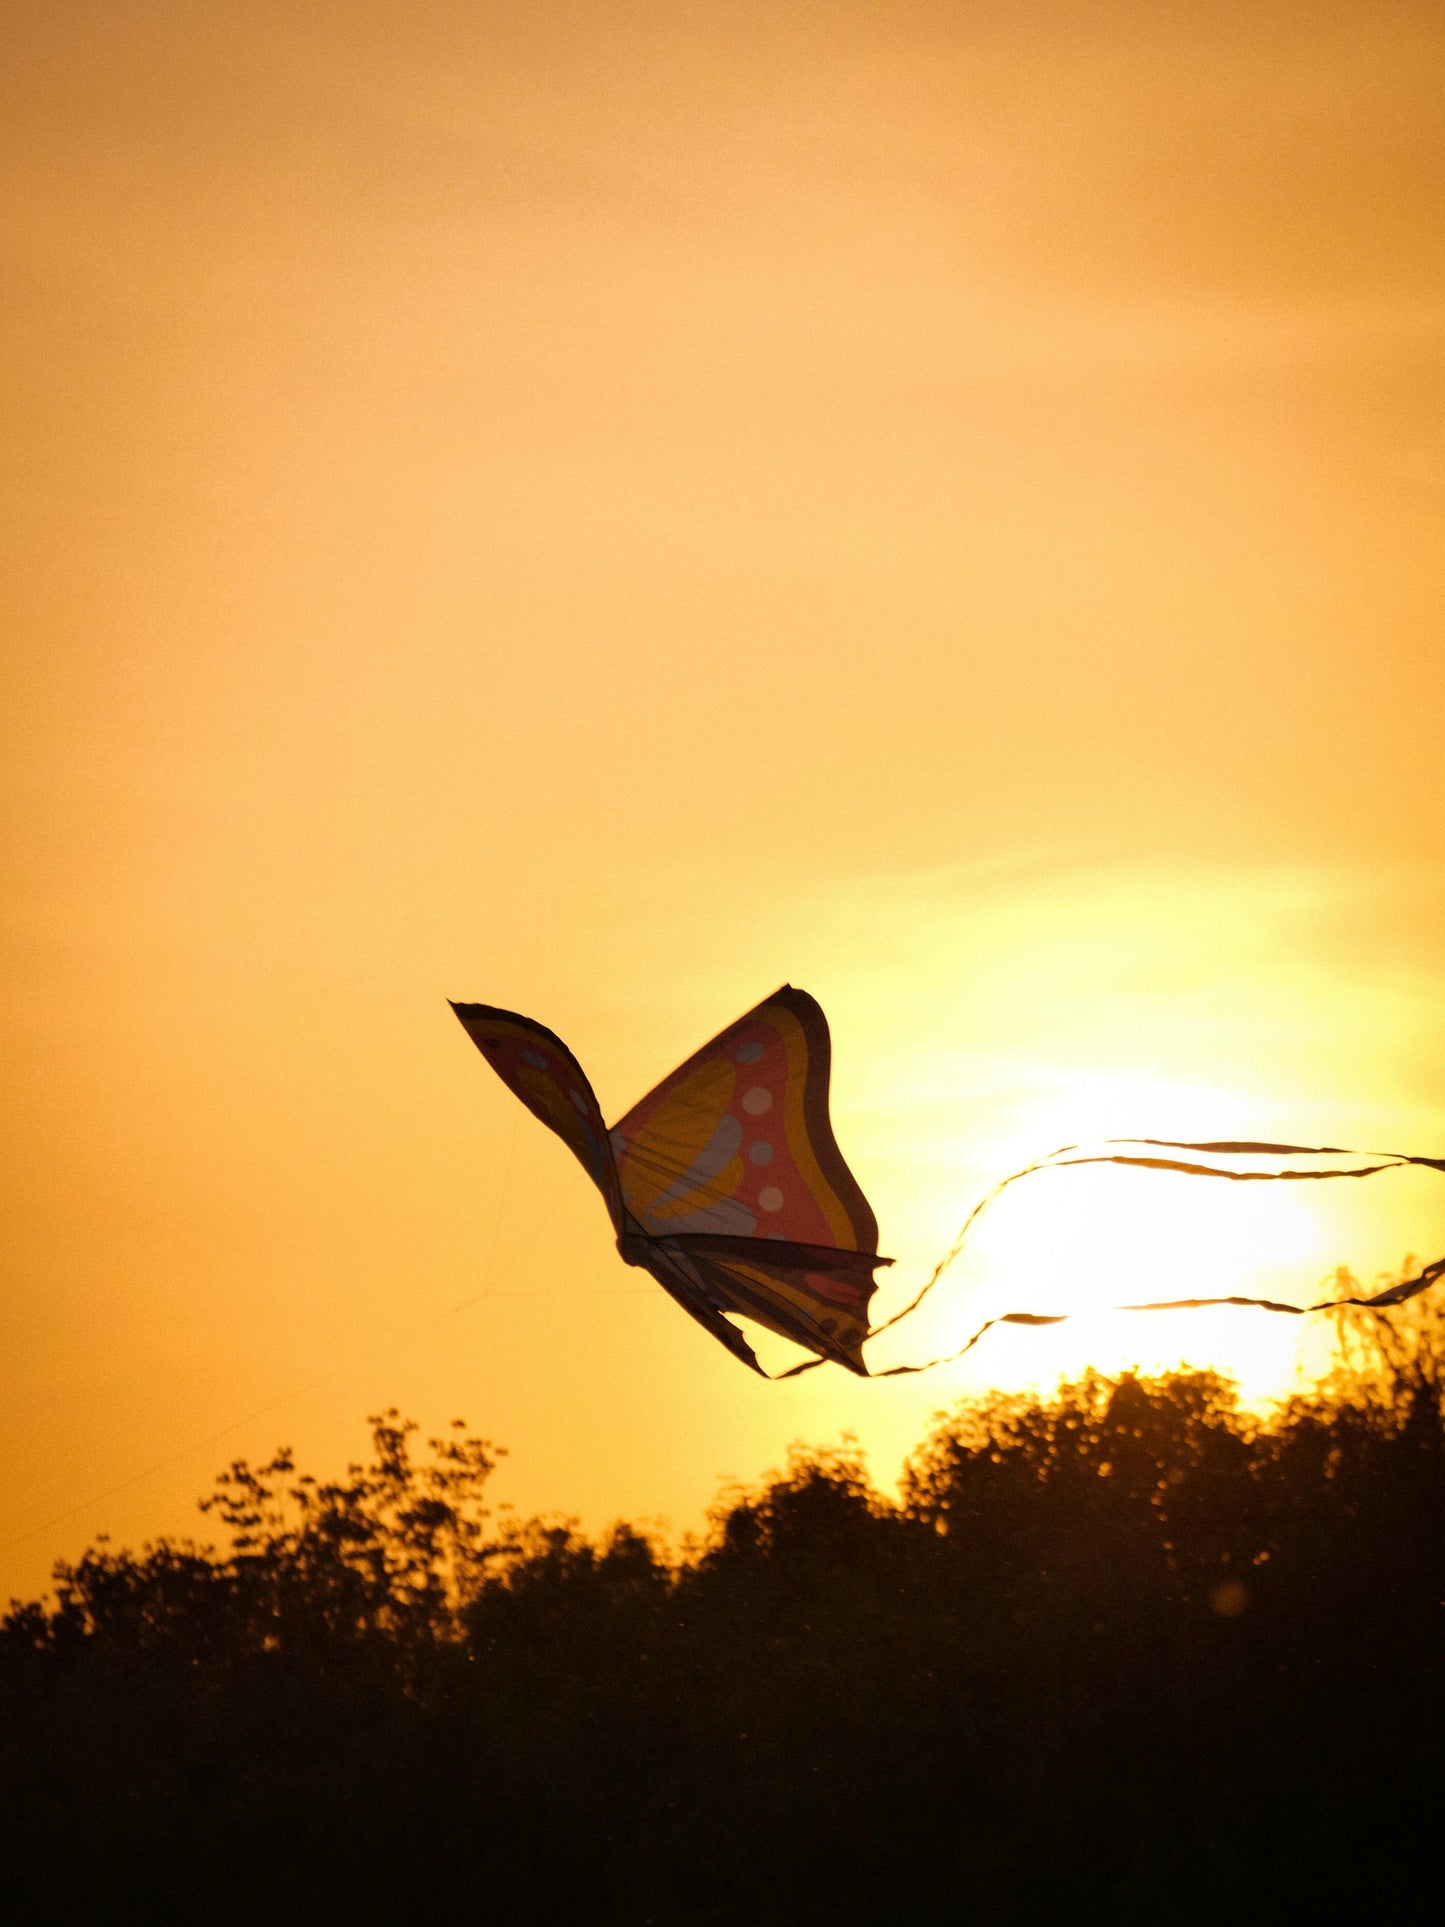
[858,1139,1445,1379]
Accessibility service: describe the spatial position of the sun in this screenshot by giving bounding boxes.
[867,1068,1350,1404]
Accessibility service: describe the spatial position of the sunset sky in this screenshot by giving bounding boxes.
[4,1,1444,1604]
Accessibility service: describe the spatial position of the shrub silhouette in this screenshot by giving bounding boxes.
[4,1302,1443,1923]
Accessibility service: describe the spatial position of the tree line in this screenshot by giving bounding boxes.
[4,1297,1443,1922]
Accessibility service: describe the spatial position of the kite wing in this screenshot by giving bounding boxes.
[451,1002,625,1236]
[621,1234,883,1375]
[624,1239,772,1378]
[611,986,889,1371]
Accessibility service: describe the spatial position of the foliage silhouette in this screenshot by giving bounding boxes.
[4,1302,1444,1923]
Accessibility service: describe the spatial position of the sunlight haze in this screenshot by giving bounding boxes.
[4,0,1444,1604]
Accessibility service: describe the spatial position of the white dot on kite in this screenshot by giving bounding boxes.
[521,1049,548,1069]
[735,1041,764,1064]
[742,1086,772,1115]
[758,1186,784,1212]
[748,1141,774,1165]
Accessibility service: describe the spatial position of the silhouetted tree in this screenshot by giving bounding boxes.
[4,1302,1443,1923]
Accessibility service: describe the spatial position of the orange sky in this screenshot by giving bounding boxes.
[4,1,1444,1604]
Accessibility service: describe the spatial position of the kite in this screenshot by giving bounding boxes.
[451,987,887,1376]
[452,987,1445,1378]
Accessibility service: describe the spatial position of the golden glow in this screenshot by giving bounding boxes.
[3,3,1444,1603]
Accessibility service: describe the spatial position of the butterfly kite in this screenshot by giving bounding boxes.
[452,987,1445,1379]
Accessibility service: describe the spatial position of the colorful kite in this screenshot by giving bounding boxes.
[453,988,1445,1378]
[452,988,888,1376]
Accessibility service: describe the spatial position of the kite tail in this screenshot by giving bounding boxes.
[862,1138,1445,1378]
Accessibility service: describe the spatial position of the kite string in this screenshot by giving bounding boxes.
[864,1140,1094,1342]
[863,1138,1445,1376]
[769,1137,1108,1374]
[756,1143,1098,1380]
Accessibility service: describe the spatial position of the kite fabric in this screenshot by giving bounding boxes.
[452,988,1445,1379]
[451,988,891,1376]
